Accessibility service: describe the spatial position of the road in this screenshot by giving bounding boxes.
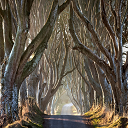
[43,103,94,128]
[61,103,74,115]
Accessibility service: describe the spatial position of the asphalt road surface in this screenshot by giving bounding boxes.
[43,103,94,128]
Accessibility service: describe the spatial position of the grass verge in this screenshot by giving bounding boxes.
[84,106,128,128]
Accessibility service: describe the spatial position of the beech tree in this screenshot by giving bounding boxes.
[0,0,70,121]
[69,0,128,114]
[39,30,75,112]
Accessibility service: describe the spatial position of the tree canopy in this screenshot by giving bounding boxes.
[0,0,128,125]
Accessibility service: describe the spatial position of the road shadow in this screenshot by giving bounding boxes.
[43,115,94,128]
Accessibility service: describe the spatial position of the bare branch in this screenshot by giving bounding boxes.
[101,0,118,57]
[117,0,123,61]
[18,0,59,72]
[71,0,114,68]
[0,6,4,18]
[44,53,53,86]
[122,3,128,26]
[62,67,76,78]
[17,0,59,83]
[73,52,91,88]
[51,30,69,95]
[58,0,70,14]
[123,33,128,43]
[109,1,117,33]
[84,57,102,95]
[69,5,116,81]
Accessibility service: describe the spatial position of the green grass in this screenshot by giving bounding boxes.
[29,120,43,128]
[24,103,44,127]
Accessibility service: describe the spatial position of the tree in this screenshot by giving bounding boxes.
[39,29,75,112]
[0,0,70,121]
[69,0,128,114]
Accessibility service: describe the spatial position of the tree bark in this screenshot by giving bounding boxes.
[27,67,39,101]
[84,57,102,98]
[0,16,4,63]
[19,80,27,107]
[1,0,34,121]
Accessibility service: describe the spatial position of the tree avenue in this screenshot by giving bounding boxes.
[0,0,128,126]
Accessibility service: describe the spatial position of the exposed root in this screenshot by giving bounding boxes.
[4,103,44,128]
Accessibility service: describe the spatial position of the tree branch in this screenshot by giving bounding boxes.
[101,0,118,58]
[69,5,116,81]
[19,31,52,84]
[0,6,4,18]
[44,53,54,86]
[0,16,4,63]
[84,57,102,95]
[62,67,76,78]
[71,0,114,69]
[109,1,117,33]
[17,0,59,84]
[17,0,71,84]
[73,52,91,88]
[122,3,128,27]
[3,0,34,87]
[51,31,69,95]
[117,0,123,60]
[58,0,70,14]
[18,0,59,75]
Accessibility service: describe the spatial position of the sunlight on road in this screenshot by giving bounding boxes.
[61,103,79,115]
[43,115,93,128]
[43,117,84,123]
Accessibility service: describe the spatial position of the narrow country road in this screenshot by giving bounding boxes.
[43,103,94,128]
[43,115,94,128]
